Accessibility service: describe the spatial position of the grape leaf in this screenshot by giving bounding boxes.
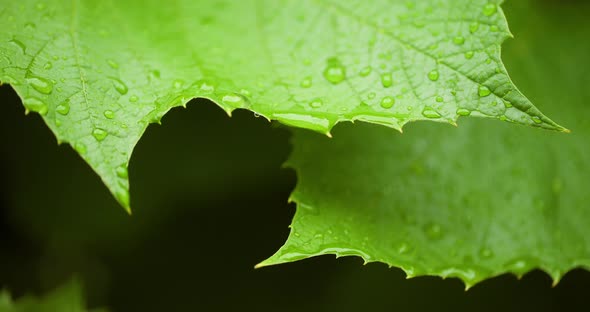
[259,0,589,288]
[0,0,566,211]
[0,279,107,312]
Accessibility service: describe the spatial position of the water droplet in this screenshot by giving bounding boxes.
[323,58,346,84]
[74,142,87,154]
[428,70,439,81]
[422,108,441,119]
[478,85,491,97]
[456,108,471,116]
[359,66,372,77]
[367,92,376,99]
[111,78,128,95]
[300,76,312,88]
[464,51,474,59]
[36,2,46,10]
[194,80,214,94]
[92,128,108,141]
[380,73,393,88]
[380,96,395,109]
[104,110,115,119]
[506,258,529,272]
[424,223,444,239]
[309,98,323,108]
[129,95,138,102]
[469,22,480,34]
[149,70,161,80]
[396,242,411,254]
[107,59,119,69]
[503,100,512,108]
[56,102,70,115]
[43,62,52,70]
[531,116,542,124]
[483,3,497,16]
[453,36,465,45]
[26,76,53,94]
[479,248,494,259]
[24,97,48,115]
[436,96,444,103]
[490,25,499,32]
[173,79,184,89]
[221,93,245,107]
[116,165,128,179]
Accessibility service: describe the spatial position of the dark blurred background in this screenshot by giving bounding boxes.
[1,1,590,311]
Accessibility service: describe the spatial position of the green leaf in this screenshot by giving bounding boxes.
[259,1,589,287]
[0,279,107,312]
[0,0,565,211]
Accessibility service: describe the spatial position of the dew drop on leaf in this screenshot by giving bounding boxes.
[478,85,491,97]
[56,102,70,115]
[300,76,312,88]
[380,72,393,88]
[26,76,53,94]
[43,62,52,70]
[464,51,474,59]
[129,95,138,102]
[469,22,480,34]
[111,78,128,95]
[197,80,215,93]
[483,3,498,16]
[380,96,395,109]
[424,223,444,240]
[422,108,441,119]
[173,79,184,89]
[116,165,128,179]
[436,96,444,103]
[453,36,465,45]
[92,128,108,141]
[23,97,48,115]
[531,116,542,124]
[74,142,87,154]
[103,110,115,119]
[323,58,346,84]
[221,93,245,106]
[359,66,372,77]
[456,108,471,116]
[309,98,323,108]
[428,70,439,81]
[396,242,411,254]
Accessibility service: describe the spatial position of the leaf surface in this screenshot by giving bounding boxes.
[0,0,565,210]
[260,0,589,287]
